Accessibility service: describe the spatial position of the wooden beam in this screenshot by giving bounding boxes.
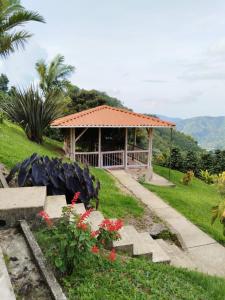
[98,128,102,167]
[75,128,88,143]
[124,128,128,168]
[147,128,153,169]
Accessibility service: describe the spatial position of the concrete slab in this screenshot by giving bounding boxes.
[0,246,16,300]
[45,195,67,220]
[0,187,46,227]
[110,169,225,277]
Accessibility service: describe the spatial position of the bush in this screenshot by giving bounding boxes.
[200,170,215,184]
[7,153,100,207]
[37,196,123,275]
[181,170,194,185]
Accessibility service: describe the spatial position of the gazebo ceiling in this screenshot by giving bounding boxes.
[51,105,175,128]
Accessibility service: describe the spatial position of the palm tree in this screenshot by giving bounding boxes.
[36,54,75,94]
[0,0,45,58]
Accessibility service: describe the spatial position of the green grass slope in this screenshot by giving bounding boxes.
[143,165,225,245]
[0,121,62,169]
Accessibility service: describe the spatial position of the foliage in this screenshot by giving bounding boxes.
[36,54,74,95]
[67,85,124,113]
[181,170,194,185]
[36,199,122,275]
[212,200,225,236]
[183,150,199,175]
[144,165,225,245]
[170,147,184,171]
[214,171,225,197]
[0,0,44,58]
[200,170,215,184]
[7,153,100,206]
[0,73,9,92]
[1,86,64,143]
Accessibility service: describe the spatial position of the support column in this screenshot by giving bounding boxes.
[124,128,128,169]
[70,128,73,160]
[147,128,153,168]
[134,128,137,147]
[98,128,101,167]
[73,128,76,161]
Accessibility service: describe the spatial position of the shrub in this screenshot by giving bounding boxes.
[1,86,65,143]
[7,153,100,207]
[211,172,225,236]
[37,195,123,275]
[181,170,194,185]
[200,170,215,184]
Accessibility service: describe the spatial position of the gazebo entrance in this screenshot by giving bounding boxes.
[69,127,153,169]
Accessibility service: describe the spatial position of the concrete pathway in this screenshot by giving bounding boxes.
[110,169,225,277]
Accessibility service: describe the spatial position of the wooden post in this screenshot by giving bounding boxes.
[98,128,101,167]
[73,128,76,161]
[147,128,153,169]
[134,128,137,147]
[70,128,73,160]
[124,128,128,168]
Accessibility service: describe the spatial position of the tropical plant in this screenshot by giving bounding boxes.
[211,172,225,235]
[6,153,100,207]
[37,196,122,275]
[36,54,74,94]
[181,170,194,185]
[1,85,64,143]
[0,0,44,58]
[200,170,215,185]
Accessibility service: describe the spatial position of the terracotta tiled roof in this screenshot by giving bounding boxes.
[51,105,175,128]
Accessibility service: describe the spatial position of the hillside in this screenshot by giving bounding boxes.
[158,115,225,150]
[0,121,62,169]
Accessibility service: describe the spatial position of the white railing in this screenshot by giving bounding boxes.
[72,150,148,168]
[74,152,99,167]
[127,150,149,167]
[101,151,124,168]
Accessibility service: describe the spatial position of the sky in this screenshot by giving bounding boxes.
[1,0,225,118]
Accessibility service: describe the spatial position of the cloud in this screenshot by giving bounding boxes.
[143,79,168,83]
[0,41,48,87]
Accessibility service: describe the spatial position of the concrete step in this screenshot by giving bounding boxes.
[115,226,152,259]
[87,211,105,231]
[0,246,16,300]
[139,233,170,264]
[72,203,86,215]
[44,195,67,220]
[157,239,197,270]
[113,225,134,256]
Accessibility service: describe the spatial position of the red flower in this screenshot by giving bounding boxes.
[71,192,81,205]
[77,222,88,231]
[108,248,116,262]
[91,230,99,238]
[99,219,123,232]
[38,211,52,226]
[78,208,93,223]
[91,245,99,254]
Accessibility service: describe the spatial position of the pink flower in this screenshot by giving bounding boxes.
[108,248,116,261]
[91,245,99,254]
[71,192,81,206]
[38,211,52,226]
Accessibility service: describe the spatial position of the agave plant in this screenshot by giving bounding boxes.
[7,154,100,208]
[1,86,65,143]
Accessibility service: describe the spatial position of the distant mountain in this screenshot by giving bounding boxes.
[158,115,225,150]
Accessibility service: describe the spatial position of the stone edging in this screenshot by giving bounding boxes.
[19,220,67,300]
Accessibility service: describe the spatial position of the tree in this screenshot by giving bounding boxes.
[0,0,45,58]
[170,147,183,171]
[1,86,65,143]
[183,150,199,175]
[68,86,124,113]
[36,54,74,94]
[0,73,9,92]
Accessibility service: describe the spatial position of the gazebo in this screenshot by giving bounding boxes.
[51,105,175,175]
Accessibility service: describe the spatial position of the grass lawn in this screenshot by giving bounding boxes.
[62,257,225,300]
[0,120,62,169]
[91,167,144,219]
[35,227,225,300]
[143,165,225,245]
